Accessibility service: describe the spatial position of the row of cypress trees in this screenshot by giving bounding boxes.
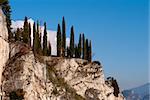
[57,17,92,62]
[14,17,51,56]
[0,0,92,61]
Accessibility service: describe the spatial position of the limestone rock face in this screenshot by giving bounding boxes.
[0,7,9,87]
[0,7,8,40]
[1,43,124,100]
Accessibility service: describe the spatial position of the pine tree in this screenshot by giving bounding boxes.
[70,26,74,57]
[78,34,82,58]
[47,42,51,56]
[62,16,66,57]
[43,22,48,56]
[23,16,29,44]
[57,24,61,57]
[1,0,12,40]
[82,34,85,59]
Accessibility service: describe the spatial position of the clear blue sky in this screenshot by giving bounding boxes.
[10,0,148,90]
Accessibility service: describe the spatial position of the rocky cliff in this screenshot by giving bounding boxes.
[0,7,124,100]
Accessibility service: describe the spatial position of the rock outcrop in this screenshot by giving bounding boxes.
[1,43,124,100]
[0,6,9,95]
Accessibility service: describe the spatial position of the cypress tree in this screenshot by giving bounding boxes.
[78,34,82,58]
[23,16,29,44]
[47,42,51,56]
[66,46,70,57]
[82,34,85,59]
[70,26,74,57]
[74,45,78,58]
[36,21,42,55]
[33,22,38,53]
[1,0,12,40]
[15,28,20,41]
[43,22,48,56]
[85,39,88,60]
[28,23,31,46]
[62,16,66,57]
[57,24,61,57]
[88,40,92,62]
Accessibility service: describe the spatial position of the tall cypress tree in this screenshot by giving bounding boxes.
[62,16,66,57]
[66,46,70,57]
[78,34,82,58]
[47,42,51,56]
[15,28,20,41]
[36,21,42,55]
[43,22,48,56]
[88,40,92,62]
[85,39,88,60]
[82,34,85,59]
[23,16,29,44]
[33,22,38,54]
[74,44,78,58]
[70,26,74,57]
[1,0,12,40]
[28,23,31,46]
[57,24,61,57]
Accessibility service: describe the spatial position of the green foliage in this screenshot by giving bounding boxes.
[62,16,66,57]
[57,24,61,57]
[70,26,74,57]
[43,22,48,56]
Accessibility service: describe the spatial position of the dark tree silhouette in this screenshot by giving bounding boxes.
[78,34,82,58]
[33,22,38,54]
[47,42,51,56]
[85,39,88,60]
[43,22,48,56]
[88,40,92,62]
[70,26,74,57]
[62,16,66,57]
[36,21,42,55]
[28,23,31,46]
[82,34,86,59]
[57,24,61,57]
[23,17,29,44]
[15,28,21,41]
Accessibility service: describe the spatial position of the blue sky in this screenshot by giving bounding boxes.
[10,0,148,90]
